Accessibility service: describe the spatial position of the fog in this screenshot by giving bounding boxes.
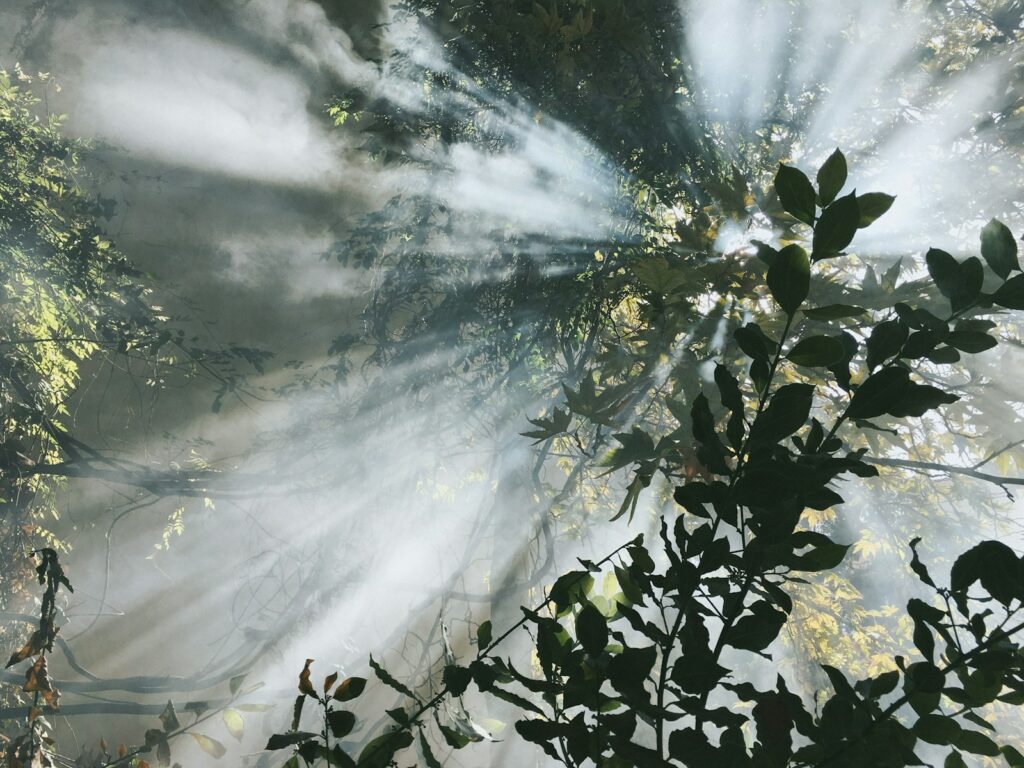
[2,0,1023,766]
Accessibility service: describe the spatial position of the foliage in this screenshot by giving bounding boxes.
[257,155,1024,767]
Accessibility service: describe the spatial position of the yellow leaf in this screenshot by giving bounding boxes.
[222,709,244,741]
[191,733,226,759]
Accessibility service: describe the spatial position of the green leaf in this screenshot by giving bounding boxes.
[812,192,859,258]
[370,656,418,701]
[735,323,775,362]
[955,729,1000,757]
[928,250,983,311]
[714,364,743,412]
[816,148,847,206]
[327,710,356,739]
[607,645,657,695]
[357,730,414,768]
[787,531,850,571]
[439,723,472,749]
[334,677,367,702]
[926,248,959,297]
[549,571,595,612]
[575,603,608,655]
[868,670,899,699]
[887,384,958,418]
[750,384,814,445]
[775,164,817,225]
[980,218,1019,279]
[914,714,961,745]
[476,621,492,651]
[724,602,786,651]
[951,540,1022,605]
[767,244,810,315]
[946,331,996,354]
[1001,745,1024,767]
[847,368,910,420]
[787,335,845,367]
[908,538,936,588]
[386,707,409,726]
[866,320,908,371]
[521,407,572,442]
[443,664,472,696]
[856,192,895,227]
[992,274,1024,309]
[956,257,984,310]
[229,674,246,696]
[266,732,318,751]
[614,565,647,605]
[801,304,867,321]
[419,732,443,768]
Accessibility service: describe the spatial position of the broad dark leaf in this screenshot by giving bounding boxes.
[334,677,367,702]
[327,710,356,739]
[787,335,845,367]
[856,192,895,227]
[767,244,810,315]
[816,148,847,206]
[775,164,817,225]
[812,192,859,258]
[866,320,908,370]
[847,368,910,420]
[993,274,1024,309]
[575,603,608,655]
[749,384,814,445]
[980,218,1019,279]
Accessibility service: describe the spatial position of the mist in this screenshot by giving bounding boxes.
[2,0,1023,766]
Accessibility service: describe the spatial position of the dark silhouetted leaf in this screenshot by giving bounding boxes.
[334,677,367,702]
[847,368,910,420]
[266,732,318,751]
[750,384,814,445]
[856,192,895,227]
[327,710,356,739]
[981,218,1019,279]
[370,656,418,701]
[946,331,996,354]
[993,274,1024,309]
[357,730,413,768]
[443,665,472,697]
[914,714,961,745]
[767,244,810,315]
[866,320,908,371]
[802,304,867,321]
[476,621,492,651]
[813,192,859,258]
[817,148,847,206]
[787,336,845,367]
[955,730,1000,757]
[575,603,608,655]
[775,164,816,225]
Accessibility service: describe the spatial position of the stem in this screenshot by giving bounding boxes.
[655,607,687,761]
